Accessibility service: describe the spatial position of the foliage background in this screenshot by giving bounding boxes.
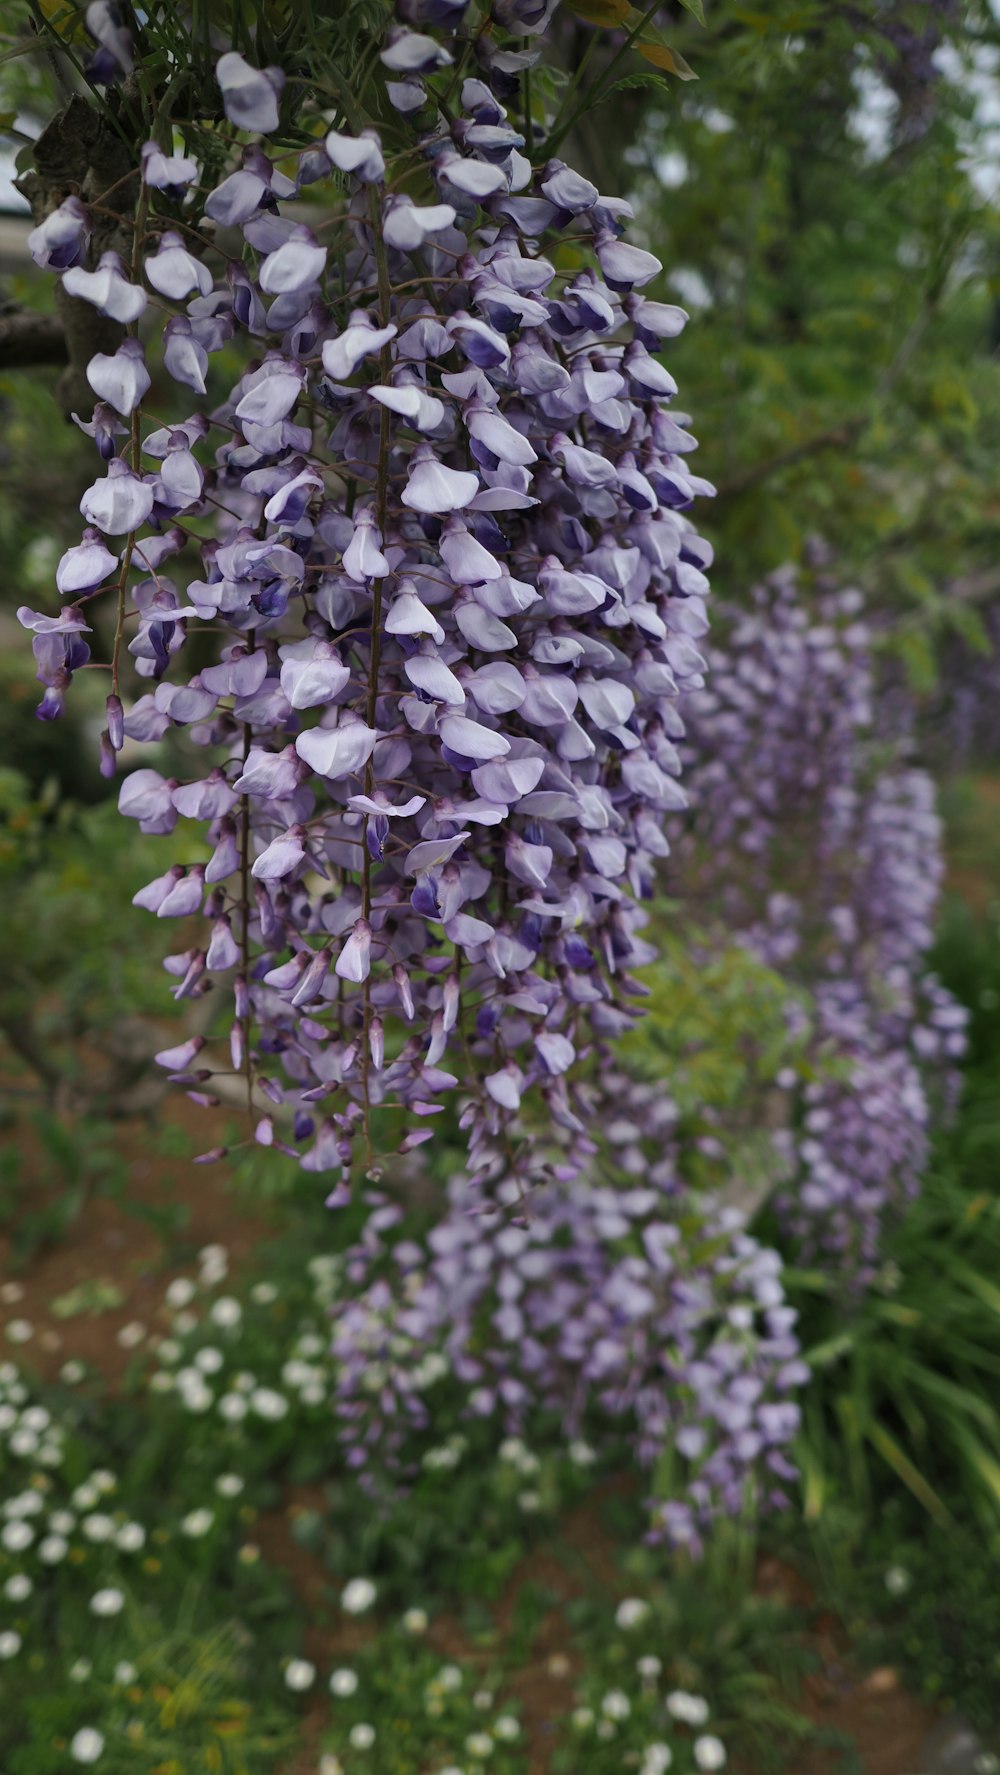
[2,0,1000,1768]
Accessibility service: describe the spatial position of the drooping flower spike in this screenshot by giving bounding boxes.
[24,2,715,1212]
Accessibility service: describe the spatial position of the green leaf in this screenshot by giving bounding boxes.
[563,0,632,21]
[50,1278,126,1319]
[952,1260,1000,1320]
[636,38,698,78]
[600,69,674,99]
[675,0,706,21]
[866,1421,951,1526]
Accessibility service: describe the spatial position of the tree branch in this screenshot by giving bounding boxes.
[0,304,67,369]
[716,418,865,500]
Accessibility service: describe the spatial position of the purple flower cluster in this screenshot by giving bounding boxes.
[330,1157,804,1549]
[677,569,966,1273]
[22,1,714,1194]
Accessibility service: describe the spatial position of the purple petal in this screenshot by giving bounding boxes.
[216,51,284,133]
[295,721,378,780]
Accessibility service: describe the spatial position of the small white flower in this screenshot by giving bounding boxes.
[884,1565,910,1597]
[499,1437,527,1465]
[308,1254,338,1278]
[115,1522,145,1552]
[69,1658,92,1681]
[21,1405,50,1432]
[72,1482,99,1511]
[219,1392,248,1422]
[215,1473,244,1498]
[341,1577,376,1615]
[667,1691,710,1726]
[210,1296,243,1328]
[195,1346,225,1375]
[5,1319,33,1344]
[493,1715,520,1740]
[9,1429,38,1458]
[319,1758,344,1775]
[0,1404,15,1430]
[348,1723,375,1750]
[36,1439,65,1468]
[114,1660,138,1684]
[284,1657,316,1692]
[330,1667,359,1697]
[568,1438,596,1466]
[166,1277,196,1309]
[616,1597,651,1630]
[422,1444,459,1471]
[38,1533,68,1563]
[641,1745,673,1775]
[181,1508,215,1538]
[173,1309,199,1335]
[157,1339,181,1365]
[300,1382,326,1407]
[199,1242,228,1271]
[4,1573,32,1601]
[638,1655,662,1680]
[90,1586,125,1617]
[597,1720,616,1740]
[572,1706,594,1730]
[233,1370,257,1392]
[412,1352,448,1388]
[693,1736,727,1771]
[250,1386,289,1421]
[61,1359,87,1384]
[70,1727,105,1764]
[467,1732,494,1757]
[438,1663,463,1691]
[82,1513,116,1543]
[402,1607,428,1634]
[181,1384,214,1413]
[251,1281,279,1304]
[0,1630,22,1658]
[91,1470,117,1495]
[473,1689,494,1710]
[602,1689,631,1720]
[974,1756,1000,1775]
[150,1372,174,1394]
[1,1520,34,1552]
[517,1489,541,1512]
[6,1489,43,1517]
[50,1510,76,1535]
[116,1321,146,1349]
[0,1282,24,1304]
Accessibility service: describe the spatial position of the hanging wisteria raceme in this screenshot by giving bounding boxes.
[21,0,714,1196]
[328,1112,805,1550]
[921,602,1000,768]
[675,568,967,1275]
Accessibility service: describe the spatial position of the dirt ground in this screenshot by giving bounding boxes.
[0,1090,949,1773]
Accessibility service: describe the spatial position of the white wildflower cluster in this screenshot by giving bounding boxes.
[0,1364,66,1469]
[570,1609,728,1774]
[422,1432,467,1473]
[151,1254,346,1430]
